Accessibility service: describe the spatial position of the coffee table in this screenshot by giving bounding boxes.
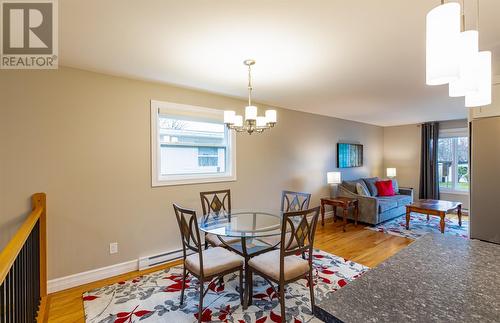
[406,199,462,233]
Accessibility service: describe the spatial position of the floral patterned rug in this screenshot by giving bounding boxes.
[366,213,469,240]
[83,249,368,323]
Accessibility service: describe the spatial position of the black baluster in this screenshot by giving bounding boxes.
[1,280,5,323]
[8,267,13,323]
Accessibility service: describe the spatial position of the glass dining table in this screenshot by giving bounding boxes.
[198,209,284,306]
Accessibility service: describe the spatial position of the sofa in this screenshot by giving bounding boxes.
[337,177,413,225]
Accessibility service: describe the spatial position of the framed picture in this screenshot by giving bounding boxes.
[337,143,363,168]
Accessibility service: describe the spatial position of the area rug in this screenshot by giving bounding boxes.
[366,213,469,240]
[83,249,368,323]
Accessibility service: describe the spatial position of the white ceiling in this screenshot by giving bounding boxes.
[59,0,500,126]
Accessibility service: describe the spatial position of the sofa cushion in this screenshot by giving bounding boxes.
[391,179,399,194]
[342,179,368,194]
[362,177,380,196]
[393,194,412,207]
[356,183,370,196]
[378,198,398,213]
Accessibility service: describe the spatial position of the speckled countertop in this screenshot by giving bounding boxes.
[314,234,500,322]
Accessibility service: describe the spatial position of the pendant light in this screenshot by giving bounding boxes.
[465,0,492,107]
[426,2,461,85]
[449,1,479,97]
[465,51,492,107]
[224,60,277,134]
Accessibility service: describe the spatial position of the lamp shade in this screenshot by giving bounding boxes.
[265,110,277,123]
[426,3,461,85]
[327,172,341,184]
[245,105,257,121]
[386,168,397,178]
[465,51,492,107]
[449,30,479,97]
[224,110,235,124]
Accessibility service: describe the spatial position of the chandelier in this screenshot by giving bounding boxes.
[426,0,491,107]
[224,60,277,134]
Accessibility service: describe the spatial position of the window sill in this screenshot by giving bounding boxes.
[152,175,236,187]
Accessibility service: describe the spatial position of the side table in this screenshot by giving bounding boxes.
[320,197,359,232]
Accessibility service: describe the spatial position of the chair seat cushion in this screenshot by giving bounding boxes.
[248,249,309,281]
[185,247,243,277]
[258,233,298,249]
[206,233,239,247]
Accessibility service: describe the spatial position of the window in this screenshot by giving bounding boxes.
[151,100,236,186]
[438,129,469,193]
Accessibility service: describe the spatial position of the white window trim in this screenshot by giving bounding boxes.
[150,100,236,187]
[438,129,469,194]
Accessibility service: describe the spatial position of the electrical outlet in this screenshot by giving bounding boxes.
[109,242,118,254]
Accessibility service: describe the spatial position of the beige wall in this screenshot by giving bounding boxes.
[382,120,469,208]
[0,67,383,279]
[383,124,421,194]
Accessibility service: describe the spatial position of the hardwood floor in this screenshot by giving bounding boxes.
[46,218,413,322]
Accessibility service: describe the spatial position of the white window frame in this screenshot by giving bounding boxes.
[438,128,469,195]
[151,100,236,187]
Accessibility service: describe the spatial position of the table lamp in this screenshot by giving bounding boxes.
[327,171,342,197]
[386,168,397,178]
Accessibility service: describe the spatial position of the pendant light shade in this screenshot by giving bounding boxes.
[465,51,492,107]
[449,30,479,97]
[426,3,461,85]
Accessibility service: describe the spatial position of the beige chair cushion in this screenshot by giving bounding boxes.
[248,249,310,281]
[206,233,239,247]
[185,247,243,277]
[258,232,298,248]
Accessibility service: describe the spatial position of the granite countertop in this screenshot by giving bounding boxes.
[314,234,500,322]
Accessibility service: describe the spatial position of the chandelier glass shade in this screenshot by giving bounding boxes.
[426,2,461,86]
[224,60,277,134]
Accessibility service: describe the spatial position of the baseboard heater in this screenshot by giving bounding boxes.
[138,248,194,271]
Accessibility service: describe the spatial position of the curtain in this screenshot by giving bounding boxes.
[419,122,440,199]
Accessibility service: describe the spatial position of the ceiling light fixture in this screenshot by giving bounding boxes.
[426,0,492,107]
[224,60,277,134]
[449,1,479,97]
[426,1,461,85]
[464,0,492,107]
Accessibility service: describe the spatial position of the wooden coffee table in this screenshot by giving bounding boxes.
[406,199,462,233]
[320,197,359,232]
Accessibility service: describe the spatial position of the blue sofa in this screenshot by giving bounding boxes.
[337,178,413,225]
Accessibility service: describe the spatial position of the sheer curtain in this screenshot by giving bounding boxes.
[419,122,440,199]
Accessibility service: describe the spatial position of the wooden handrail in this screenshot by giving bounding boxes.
[0,193,47,297]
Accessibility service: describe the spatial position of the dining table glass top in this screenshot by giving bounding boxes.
[199,209,283,238]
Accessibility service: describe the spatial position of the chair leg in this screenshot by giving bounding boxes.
[238,267,244,305]
[180,266,186,305]
[308,270,315,311]
[279,284,286,322]
[198,281,204,323]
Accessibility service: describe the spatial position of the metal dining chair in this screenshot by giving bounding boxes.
[281,190,312,212]
[200,189,239,249]
[247,206,320,322]
[258,190,312,247]
[173,203,244,323]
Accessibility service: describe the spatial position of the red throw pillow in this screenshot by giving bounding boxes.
[375,180,395,196]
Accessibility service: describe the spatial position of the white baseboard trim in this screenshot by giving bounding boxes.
[48,211,335,294]
[48,259,138,293]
